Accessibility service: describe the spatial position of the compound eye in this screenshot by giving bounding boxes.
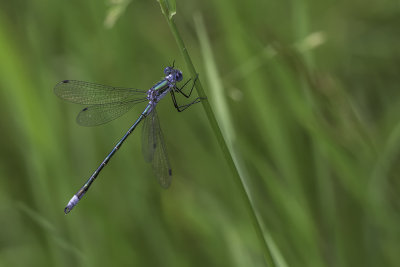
[164,67,171,75]
[175,72,183,81]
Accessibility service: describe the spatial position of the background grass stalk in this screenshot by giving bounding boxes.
[158,2,276,266]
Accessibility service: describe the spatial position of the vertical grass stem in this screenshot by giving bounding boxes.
[158,2,276,265]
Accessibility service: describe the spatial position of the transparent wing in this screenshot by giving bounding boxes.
[141,107,156,163]
[142,108,172,188]
[54,80,147,105]
[77,99,148,126]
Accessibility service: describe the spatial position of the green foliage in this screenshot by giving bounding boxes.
[0,0,399,266]
[158,0,176,19]
[159,3,276,265]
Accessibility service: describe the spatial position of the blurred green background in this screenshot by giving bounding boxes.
[0,0,399,266]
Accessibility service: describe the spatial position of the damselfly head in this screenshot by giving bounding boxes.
[173,70,183,82]
[164,66,183,82]
[164,66,172,75]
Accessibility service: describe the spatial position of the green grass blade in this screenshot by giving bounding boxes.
[158,0,176,19]
[157,3,276,266]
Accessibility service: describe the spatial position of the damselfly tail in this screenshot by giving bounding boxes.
[64,195,79,214]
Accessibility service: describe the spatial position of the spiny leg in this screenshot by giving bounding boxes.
[175,74,199,98]
[176,97,203,112]
[170,90,204,112]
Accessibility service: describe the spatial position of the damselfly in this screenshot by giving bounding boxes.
[55,65,201,214]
